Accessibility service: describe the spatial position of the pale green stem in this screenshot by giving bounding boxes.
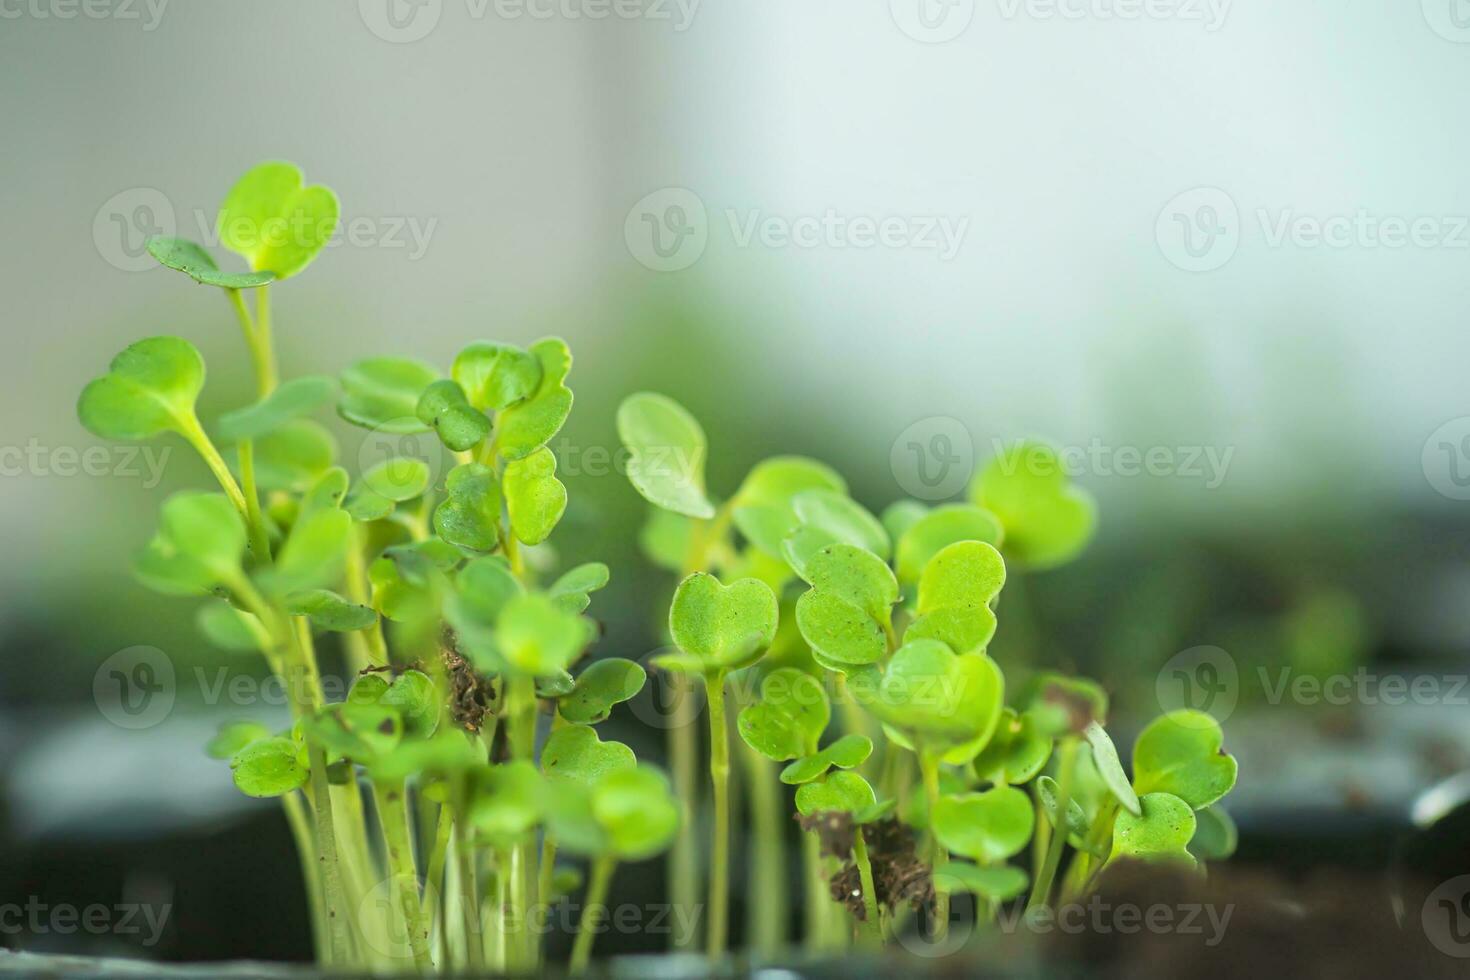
[803,830,827,950]
[919,751,948,941]
[703,670,731,959]
[282,791,326,956]
[1028,737,1078,912]
[454,818,484,970]
[176,414,249,517]
[852,828,883,944]
[236,438,272,563]
[373,780,433,973]
[254,283,278,394]
[740,744,786,956]
[568,856,616,975]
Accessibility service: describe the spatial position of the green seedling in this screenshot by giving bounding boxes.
[79,160,1240,976]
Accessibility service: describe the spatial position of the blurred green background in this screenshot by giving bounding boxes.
[3,0,1470,962]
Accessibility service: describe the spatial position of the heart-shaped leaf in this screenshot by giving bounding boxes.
[881,500,929,545]
[305,702,403,764]
[667,573,779,673]
[782,490,889,575]
[206,720,271,760]
[795,770,877,816]
[559,658,646,725]
[1131,710,1237,810]
[732,456,846,557]
[1027,673,1110,736]
[147,236,275,289]
[542,724,637,785]
[286,589,378,632]
[616,392,715,519]
[433,462,502,552]
[339,358,439,434]
[936,863,1029,902]
[218,161,339,279]
[216,376,335,442]
[780,733,872,784]
[496,338,573,460]
[494,593,591,677]
[1187,804,1238,861]
[452,342,542,412]
[866,639,1004,752]
[361,456,431,503]
[737,667,830,761]
[377,670,439,738]
[905,540,1006,654]
[895,504,1004,584]
[416,379,490,452]
[78,337,204,441]
[588,766,680,860]
[972,441,1096,570]
[134,493,246,596]
[1083,721,1142,816]
[795,589,886,671]
[1109,792,1197,868]
[248,419,337,492]
[972,708,1053,786]
[547,562,610,614]
[231,736,308,797]
[932,786,1034,864]
[504,447,567,546]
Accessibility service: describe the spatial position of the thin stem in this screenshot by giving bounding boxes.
[852,827,883,944]
[454,818,484,970]
[372,780,433,972]
[739,743,786,956]
[703,670,731,960]
[308,747,351,965]
[176,414,249,517]
[1028,737,1078,912]
[237,438,272,563]
[254,283,278,395]
[668,672,699,951]
[282,791,326,956]
[919,751,948,941]
[569,855,616,975]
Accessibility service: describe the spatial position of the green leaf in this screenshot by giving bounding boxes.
[218,161,339,279]
[559,658,646,725]
[249,419,337,492]
[794,589,886,671]
[368,730,482,784]
[433,462,502,552]
[468,761,545,843]
[304,701,403,763]
[1037,775,1095,845]
[206,720,270,760]
[667,573,779,673]
[78,336,204,441]
[866,639,1005,752]
[197,602,269,651]
[972,441,1096,570]
[360,456,431,502]
[780,733,872,784]
[450,556,523,625]
[936,863,1029,902]
[895,504,1004,584]
[547,562,610,614]
[497,338,573,460]
[230,736,308,797]
[216,376,335,442]
[146,236,275,289]
[264,508,351,595]
[972,708,1053,786]
[616,392,715,519]
[905,540,1006,654]
[286,589,377,632]
[1188,804,1238,862]
[379,670,439,738]
[452,342,542,412]
[639,508,695,572]
[495,593,590,677]
[782,490,889,575]
[504,448,568,545]
[344,486,395,522]
[1027,674,1110,735]
[339,358,439,434]
[589,766,680,860]
[1109,792,1197,868]
[932,786,1034,864]
[1131,710,1237,810]
[880,499,929,546]
[133,492,246,595]
[802,544,899,623]
[416,379,490,452]
[795,770,877,817]
[737,667,831,761]
[732,456,847,557]
[299,468,350,518]
[1084,721,1142,817]
[542,724,637,785]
